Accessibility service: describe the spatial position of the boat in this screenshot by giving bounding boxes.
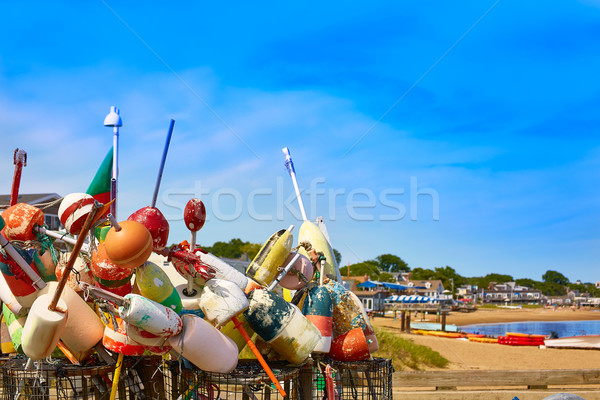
[468,336,498,344]
[410,322,459,332]
[544,335,600,350]
[412,329,465,339]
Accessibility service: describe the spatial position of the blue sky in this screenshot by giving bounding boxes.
[1,1,598,282]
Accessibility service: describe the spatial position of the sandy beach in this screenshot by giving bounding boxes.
[372,307,600,371]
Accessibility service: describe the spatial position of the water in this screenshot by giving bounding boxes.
[460,320,600,338]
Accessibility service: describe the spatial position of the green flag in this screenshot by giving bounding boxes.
[86,148,113,204]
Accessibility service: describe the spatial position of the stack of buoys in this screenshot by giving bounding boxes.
[0,165,379,375]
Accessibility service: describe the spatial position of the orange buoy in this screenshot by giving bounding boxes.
[91,243,134,287]
[329,327,370,361]
[1,203,44,241]
[103,221,153,268]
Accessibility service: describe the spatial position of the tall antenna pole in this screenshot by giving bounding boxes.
[282,147,308,221]
[104,107,122,218]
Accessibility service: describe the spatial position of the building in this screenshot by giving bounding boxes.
[484,282,542,304]
[405,279,445,299]
[0,193,62,230]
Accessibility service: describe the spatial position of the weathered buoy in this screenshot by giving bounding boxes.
[246,226,294,287]
[21,293,68,360]
[135,261,182,313]
[349,291,379,353]
[91,242,134,287]
[104,220,153,268]
[0,244,40,309]
[193,250,248,290]
[245,289,321,364]
[169,314,238,373]
[302,285,333,353]
[40,282,105,361]
[58,193,96,235]
[329,327,370,361]
[127,206,170,252]
[219,313,255,353]
[2,303,26,352]
[1,203,44,241]
[324,279,366,337]
[119,294,182,336]
[124,323,171,355]
[278,252,313,290]
[198,278,249,327]
[33,249,57,282]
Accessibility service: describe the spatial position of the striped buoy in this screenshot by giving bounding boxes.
[302,285,333,353]
[169,314,238,373]
[1,203,44,241]
[245,289,321,364]
[245,227,293,287]
[135,261,182,313]
[124,323,171,355]
[58,193,95,235]
[103,318,147,356]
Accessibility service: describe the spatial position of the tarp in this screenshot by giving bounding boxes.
[357,280,409,290]
[386,295,436,303]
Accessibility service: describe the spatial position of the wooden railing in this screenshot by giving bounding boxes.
[393,369,600,390]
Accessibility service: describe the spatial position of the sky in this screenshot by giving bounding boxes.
[0,1,598,283]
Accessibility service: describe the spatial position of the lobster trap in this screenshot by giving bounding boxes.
[306,357,393,400]
[165,360,302,400]
[0,356,158,400]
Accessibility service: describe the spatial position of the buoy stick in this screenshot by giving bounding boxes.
[282,147,308,221]
[49,201,103,311]
[267,252,301,291]
[151,119,175,208]
[0,226,46,290]
[320,258,326,286]
[10,149,26,206]
[106,214,121,231]
[232,316,286,397]
[109,352,124,400]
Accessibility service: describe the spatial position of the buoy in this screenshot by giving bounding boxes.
[169,314,238,373]
[324,279,366,337]
[302,285,333,353]
[104,220,153,268]
[244,278,263,294]
[124,323,171,355]
[0,244,40,308]
[198,278,249,328]
[102,319,146,356]
[119,294,182,337]
[91,242,134,287]
[329,327,370,361]
[0,272,25,316]
[127,207,170,252]
[58,193,96,235]
[135,261,182,313]
[246,226,294,287]
[192,250,248,290]
[278,252,313,290]
[40,282,105,361]
[348,291,379,353]
[95,281,132,297]
[298,220,338,280]
[33,249,57,282]
[55,254,95,293]
[219,313,255,353]
[1,203,44,242]
[1,313,16,353]
[21,293,68,360]
[245,289,321,364]
[2,303,26,352]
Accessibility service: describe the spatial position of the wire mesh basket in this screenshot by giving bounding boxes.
[0,355,153,400]
[164,359,302,400]
[307,357,393,400]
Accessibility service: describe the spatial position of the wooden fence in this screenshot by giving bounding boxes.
[393,369,600,391]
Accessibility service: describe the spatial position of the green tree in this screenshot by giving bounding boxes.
[410,267,435,280]
[339,261,380,278]
[378,272,396,283]
[333,248,342,265]
[542,270,570,285]
[375,254,409,272]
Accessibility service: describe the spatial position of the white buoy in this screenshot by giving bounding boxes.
[21,293,68,360]
[119,294,182,337]
[198,279,249,327]
[169,314,238,373]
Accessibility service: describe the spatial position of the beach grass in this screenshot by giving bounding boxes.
[373,327,448,370]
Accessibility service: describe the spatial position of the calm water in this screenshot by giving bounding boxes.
[460,320,600,338]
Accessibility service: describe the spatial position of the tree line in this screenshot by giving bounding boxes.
[199,239,594,297]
